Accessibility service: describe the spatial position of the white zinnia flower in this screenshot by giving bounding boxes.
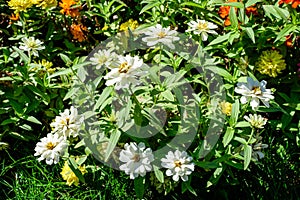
[186,19,218,41]
[34,133,68,165]
[244,113,268,129]
[234,77,274,110]
[119,142,154,179]
[141,24,180,49]
[161,150,194,182]
[104,54,145,90]
[50,106,83,139]
[19,36,45,57]
[89,49,117,69]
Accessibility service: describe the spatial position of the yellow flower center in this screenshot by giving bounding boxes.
[252,86,262,95]
[197,22,208,30]
[46,142,56,150]
[132,154,140,162]
[118,62,131,73]
[158,31,167,38]
[28,41,38,48]
[174,160,182,167]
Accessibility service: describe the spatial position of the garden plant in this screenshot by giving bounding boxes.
[0,0,300,199]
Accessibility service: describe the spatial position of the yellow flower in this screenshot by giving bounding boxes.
[119,19,139,32]
[61,157,87,186]
[256,50,286,77]
[32,0,57,9]
[8,0,33,13]
[220,101,232,116]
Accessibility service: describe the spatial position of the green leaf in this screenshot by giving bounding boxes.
[94,87,113,111]
[134,176,145,199]
[9,132,28,141]
[222,127,235,147]
[64,87,80,101]
[182,180,197,196]
[229,7,238,29]
[12,46,29,63]
[229,99,239,127]
[245,0,261,7]
[161,90,174,101]
[23,116,42,125]
[59,53,72,65]
[139,1,161,14]
[194,161,220,169]
[105,129,121,162]
[1,117,19,126]
[207,32,231,46]
[153,165,164,183]
[274,24,297,43]
[68,157,85,183]
[218,2,244,8]
[262,5,289,20]
[206,66,233,80]
[243,27,255,43]
[234,136,247,144]
[235,121,251,127]
[243,144,252,170]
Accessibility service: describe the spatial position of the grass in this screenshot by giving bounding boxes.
[1,132,299,200]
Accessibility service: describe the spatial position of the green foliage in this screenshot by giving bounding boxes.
[1,0,300,199]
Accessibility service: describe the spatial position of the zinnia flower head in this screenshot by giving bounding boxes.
[8,0,33,13]
[244,113,267,129]
[235,77,274,110]
[119,142,154,179]
[32,0,57,9]
[60,156,87,186]
[90,49,117,69]
[141,24,180,49]
[220,101,232,116]
[104,54,146,90]
[70,23,87,42]
[59,0,80,17]
[34,133,68,165]
[119,19,139,32]
[256,50,286,77]
[50,106,83,139]
[19,36,45,57]
[161,150,195,182]
[186,19,218,41]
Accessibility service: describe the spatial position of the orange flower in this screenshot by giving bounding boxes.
[59,0,80,17]
[218,0,238,26]
[291,0,300,8]
[285,35,293,48]
[224,17,231,26]
[70,23,87,42]
[9,13,19,24]
[218,6,230,19]
[278,0,293,4]
[245,5,258,16]
[279,0,300,8]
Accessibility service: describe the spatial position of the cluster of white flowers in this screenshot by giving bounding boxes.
[90,50,146,90]
[235,77,274,110]
[34,106,83,165]
[119,142,195,182]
